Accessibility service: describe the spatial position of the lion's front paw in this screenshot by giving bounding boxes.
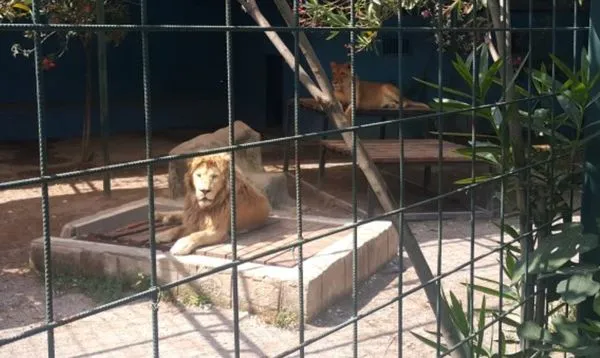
[155,230,173,244]
[154,211,167,224]
[155,211,180,225]
[170,236,198,256]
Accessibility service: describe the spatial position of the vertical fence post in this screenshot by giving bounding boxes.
[578,2,600,324]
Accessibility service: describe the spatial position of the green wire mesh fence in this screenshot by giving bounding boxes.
[0,0,594,357]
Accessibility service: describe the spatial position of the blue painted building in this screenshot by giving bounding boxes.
[0,1,589,142]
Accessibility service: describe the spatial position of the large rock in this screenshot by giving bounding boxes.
[167,121,292,208]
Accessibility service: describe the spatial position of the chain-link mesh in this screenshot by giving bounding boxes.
[0,0,592,357]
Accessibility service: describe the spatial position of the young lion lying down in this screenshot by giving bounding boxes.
[154,153,272,255]
[330,61,431,111]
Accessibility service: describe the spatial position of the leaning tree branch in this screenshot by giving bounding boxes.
[484,32,500,62]
[238,0,469,356]
[272,0,335,98]
[238,0,325,102]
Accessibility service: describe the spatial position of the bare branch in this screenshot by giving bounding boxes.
[239,0,325,102]
[484,32,500,62]
[272,0,335,100]
[239,1,470,356]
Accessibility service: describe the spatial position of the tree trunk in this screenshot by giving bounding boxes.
[487,0,534,347]
[81,42,94,164]
[242,1,470,356]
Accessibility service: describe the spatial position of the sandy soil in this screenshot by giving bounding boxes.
[0,132,523,357]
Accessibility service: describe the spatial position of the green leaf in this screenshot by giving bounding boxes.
[490,311,521,328]
[556,274,600,305]
[410,332,449,353]
[491,349,540,358]
[512,225,598,282]
[453,54,474,87]
[429,98,493,121]
[476,295,486,357]
[517,321,553,344]
[448,291,470,336]
[492,76,530,98]
[454,146,502,166]
[581,318,600,333]
[478,41,489,83]
[498,330,506,357]
[491,222,520,240]
[480,58,503,98]
[556,91,583,125]
[412,77,473,100]
[550,53,579,85]
[552,345,600,357]
[454,175,493,185]
[593,293,600,317]
[531,67,565,94]
[505,252,517,280]
[537,263,600,280]
[580,47,589,84]
[590,72,600,91]
[491,106,503,129]
[462,283,519,301]
[585,90,600,110]
[551,315,591,349]
[578,125,600,147]
[504,50,531,98]
[427,131,499,140]
[11,2,31,13]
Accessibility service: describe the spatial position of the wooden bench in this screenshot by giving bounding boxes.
[317,139,489,216]
[280,98,492,217]
[318,138,476,188]
[281,98,433,173]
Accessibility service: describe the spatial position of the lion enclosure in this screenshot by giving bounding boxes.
[1,1,599,358]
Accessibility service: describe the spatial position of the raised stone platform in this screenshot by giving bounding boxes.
[30,198,398,323]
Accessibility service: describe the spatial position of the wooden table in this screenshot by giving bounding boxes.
[280,98,491,217]
[318,139,471,164]
[322,139,487,217]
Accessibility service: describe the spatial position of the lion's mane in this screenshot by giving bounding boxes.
[179,152,271,239]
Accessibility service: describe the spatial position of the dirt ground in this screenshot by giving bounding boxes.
[0,132,522,357]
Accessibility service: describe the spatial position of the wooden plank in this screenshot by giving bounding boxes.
[320,139,474,163]
[224,218,301,260]
[237,221,330,265]
[79,216,353,268]
[294,98,432,116]
[234,218,302,259]
[192,218,282,258]
[261,224,346,268]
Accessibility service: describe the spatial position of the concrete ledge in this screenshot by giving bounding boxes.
[31,198,398,323]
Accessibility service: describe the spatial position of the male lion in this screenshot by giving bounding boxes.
[154,152,272,255]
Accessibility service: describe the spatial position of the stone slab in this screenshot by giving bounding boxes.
[32,199,398,323]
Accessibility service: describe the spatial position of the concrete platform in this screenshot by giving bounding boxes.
[29,197,398,323]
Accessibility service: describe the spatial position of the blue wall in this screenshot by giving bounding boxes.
[0,2,590,141]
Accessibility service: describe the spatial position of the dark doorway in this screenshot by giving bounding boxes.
[265,54,284,132]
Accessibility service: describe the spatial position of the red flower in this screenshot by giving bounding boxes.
[42,57,56,71]
[421,9,432,18]
[83,4,92,13]
[513,56,523,67]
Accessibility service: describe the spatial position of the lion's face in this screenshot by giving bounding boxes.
[330,61,351,91]
[190,161,227,209]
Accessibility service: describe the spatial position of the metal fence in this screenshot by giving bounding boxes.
[0,0,593,357]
